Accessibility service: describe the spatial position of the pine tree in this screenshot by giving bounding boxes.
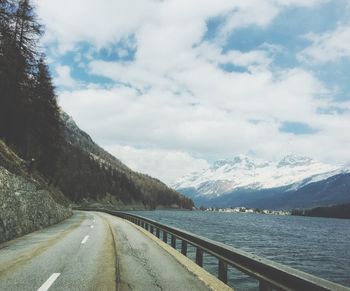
[32,57,62,177]
[14,0,42,57]
[1,0,62,177]
[0,0,42,151]
[0,0,16,141]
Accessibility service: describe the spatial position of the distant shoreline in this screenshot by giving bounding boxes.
[145,204,350,220]
[291,203,350,219]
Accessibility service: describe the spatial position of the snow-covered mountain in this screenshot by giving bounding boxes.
[173,155,338,197]
[173,155,350,209]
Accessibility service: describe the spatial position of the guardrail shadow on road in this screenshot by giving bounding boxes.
[74,207,350,291]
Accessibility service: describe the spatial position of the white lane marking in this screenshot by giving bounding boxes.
[37,273,60,291]
[90,225,94,229]
[81,235,89,244]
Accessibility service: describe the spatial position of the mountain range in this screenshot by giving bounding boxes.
[173,155,350,210]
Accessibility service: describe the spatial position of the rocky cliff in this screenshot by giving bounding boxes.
[0,140,71,243]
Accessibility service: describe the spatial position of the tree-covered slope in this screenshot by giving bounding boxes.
[53,112,193,209]
[292,202,350,219]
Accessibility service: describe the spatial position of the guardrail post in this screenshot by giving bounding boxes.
[259,280,273,291]
[171,235,176,249]
[196,248,203,267]
[156,228,160,238]
[163,231,167,243]
[150,225,154,234]
[181,241,187,256]
[141,221,144,228]
[145,223,149,231]
[218,259,228,284]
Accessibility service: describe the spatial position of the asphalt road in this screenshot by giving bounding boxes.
[0,211,211,291]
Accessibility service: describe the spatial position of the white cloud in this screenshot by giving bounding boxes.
[104,145,209,185]
[35,0,350,183]
[59,69,350,176]
[35,0,325,53]
[300,24,350,63]
[193,42,273,71]
[217,0,327,40]
[54,65,77,89]
[35,0,157,53]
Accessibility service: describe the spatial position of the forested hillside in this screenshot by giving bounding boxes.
[54,112,193,208]
[0,0,193,210]
[0,0,61,178]
[292,203,350,219]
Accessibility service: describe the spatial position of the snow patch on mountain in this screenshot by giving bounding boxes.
[290,162,350,190]
[173,155,341,197]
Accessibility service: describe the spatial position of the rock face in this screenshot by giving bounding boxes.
[0,141,71,244]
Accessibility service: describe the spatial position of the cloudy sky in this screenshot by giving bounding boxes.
[34,0,350,184]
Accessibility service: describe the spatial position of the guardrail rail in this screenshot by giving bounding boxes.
[75,207,350,291]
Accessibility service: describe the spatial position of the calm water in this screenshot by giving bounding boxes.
[132,210,350,290]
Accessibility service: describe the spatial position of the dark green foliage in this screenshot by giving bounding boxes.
[54,142,142,204]
[31,58,62,177]
[292,203,350,219]
[53,115,194,209]
[0,0,61,176]
[54,111,195,209]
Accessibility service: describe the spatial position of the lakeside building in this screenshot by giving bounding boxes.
[204,207,291,216]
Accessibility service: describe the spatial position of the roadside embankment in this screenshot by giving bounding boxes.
[0,140,71,243]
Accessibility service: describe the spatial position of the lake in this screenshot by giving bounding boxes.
[132,210,350,290]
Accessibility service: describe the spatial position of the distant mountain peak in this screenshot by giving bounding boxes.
[212,155,255,169]
[212,159,230,168]
[278,155,314,167]
[174,154,339,197]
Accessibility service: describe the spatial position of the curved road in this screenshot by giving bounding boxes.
[0,211,213,291]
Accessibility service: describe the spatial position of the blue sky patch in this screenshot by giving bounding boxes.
[280,121,319,135]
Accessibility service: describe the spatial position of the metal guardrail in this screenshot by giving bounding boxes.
[75,208,350,291]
